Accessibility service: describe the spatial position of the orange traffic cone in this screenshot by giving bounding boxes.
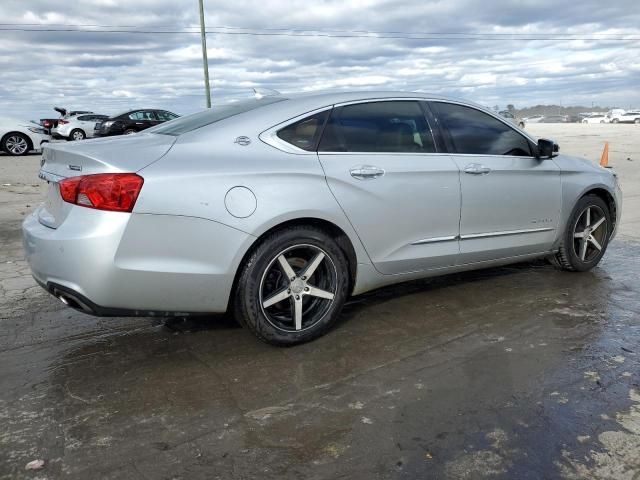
[600,142,609,167]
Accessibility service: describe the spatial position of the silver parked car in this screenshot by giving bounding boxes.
[23,91,622,345]
[52,113,109,141]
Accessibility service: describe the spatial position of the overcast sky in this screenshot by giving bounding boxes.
[0,0,639,120]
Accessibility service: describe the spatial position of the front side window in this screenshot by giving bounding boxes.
[433,102,532,157]
[155,111,178,121]
[276,111,329,151]
[318,101,436,153]
[128,111,145,121]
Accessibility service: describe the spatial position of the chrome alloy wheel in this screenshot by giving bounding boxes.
[72,130,85,141]
[5,135,28,155]
[572,205,608,262]
[259,244,337,332]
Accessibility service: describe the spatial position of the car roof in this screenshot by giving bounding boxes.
[174,90,538,145]
[238,90,497,125]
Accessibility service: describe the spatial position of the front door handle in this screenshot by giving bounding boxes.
[464,163,492,175]
[350,165,386,180]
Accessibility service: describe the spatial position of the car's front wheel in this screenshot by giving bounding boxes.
[234,225,349,345]
[1,133,31,156]
[553,195,611,272]
[123,128,137,135]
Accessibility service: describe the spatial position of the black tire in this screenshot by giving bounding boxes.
[553,195,611,272]
[123,128,137,135]
[1,132,31,156]
[234,225,349,346]
[612,118,619,124]
[69,129,86,141]
[634,119,640,124]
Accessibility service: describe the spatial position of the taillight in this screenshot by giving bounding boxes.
[58,119,69,125]
[59,173,144,212]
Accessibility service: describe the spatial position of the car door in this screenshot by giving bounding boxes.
[76,115,92,134]
[316,100,461,275]
[146,111,163,128]
[430,101,561,264]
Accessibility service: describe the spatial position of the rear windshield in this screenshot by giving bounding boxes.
[150,97,287,136]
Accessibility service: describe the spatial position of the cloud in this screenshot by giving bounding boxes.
[0,0,639,120]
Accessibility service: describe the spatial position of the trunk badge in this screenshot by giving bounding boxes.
[68,165,82,171]
[234,136,251,146]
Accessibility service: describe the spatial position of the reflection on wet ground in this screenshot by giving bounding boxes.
[1,241,639,479]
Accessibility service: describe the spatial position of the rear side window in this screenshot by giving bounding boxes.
[433,102,532,156]
[276,111,329,151]
[77,115,91,121]
[318,101,436,153]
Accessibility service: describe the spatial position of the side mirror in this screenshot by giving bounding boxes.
[536,138,559,159]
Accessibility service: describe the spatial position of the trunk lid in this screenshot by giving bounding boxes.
[38,133,176,228]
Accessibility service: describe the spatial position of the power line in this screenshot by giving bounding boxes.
[1,22,638,37]
[0,26,638,41]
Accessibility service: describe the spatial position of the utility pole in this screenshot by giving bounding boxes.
[198,0,211,108]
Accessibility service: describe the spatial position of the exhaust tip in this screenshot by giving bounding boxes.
[53,289,93,314]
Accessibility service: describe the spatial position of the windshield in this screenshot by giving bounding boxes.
[149,97,287,136]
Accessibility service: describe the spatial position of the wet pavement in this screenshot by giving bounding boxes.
[2,225,639,478]
[1,127,640,479]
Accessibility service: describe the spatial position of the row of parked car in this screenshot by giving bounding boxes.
[523,109,640,124]
[0,107,180,156]
[43,107,180,140]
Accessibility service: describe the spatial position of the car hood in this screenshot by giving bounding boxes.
[40,132,177,178]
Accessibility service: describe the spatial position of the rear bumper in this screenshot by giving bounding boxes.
[22,207,254,315]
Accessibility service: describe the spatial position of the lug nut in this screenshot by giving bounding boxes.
[301,276,306,280]
[295,295,300,300]
[304,287,309,291]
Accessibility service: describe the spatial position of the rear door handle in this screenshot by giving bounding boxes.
[464,163,491,175]
[350,165,386,180]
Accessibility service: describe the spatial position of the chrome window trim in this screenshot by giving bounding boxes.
[260,96,538,156]
[318,151,448,156]
[460,227,554,240]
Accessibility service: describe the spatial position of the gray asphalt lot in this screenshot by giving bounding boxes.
[1,124,639,479]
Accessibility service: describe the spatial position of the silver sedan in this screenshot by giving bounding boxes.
[23,91,622,345]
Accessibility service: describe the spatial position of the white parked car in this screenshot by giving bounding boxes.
[52,113,109,141]
[0,119,50,156]
[524,115,544,123]
[613,111,640,124]
[582,114,611,124]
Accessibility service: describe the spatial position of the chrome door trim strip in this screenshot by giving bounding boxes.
[460,227,554,240]
[411,235,459,245]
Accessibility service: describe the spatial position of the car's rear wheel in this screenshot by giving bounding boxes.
[123,129,137,135]
[635,119,640,124]
[553,195,611,272]
[2,133,30,156]
[70,129,86,141]
[234,225,349,345]
[612,119,619,124]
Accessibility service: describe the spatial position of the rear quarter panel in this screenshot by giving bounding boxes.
[135,125,372,270]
